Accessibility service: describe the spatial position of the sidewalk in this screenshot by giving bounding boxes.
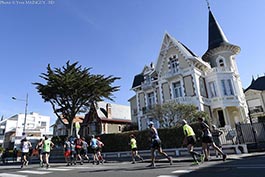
[1,151,264,167]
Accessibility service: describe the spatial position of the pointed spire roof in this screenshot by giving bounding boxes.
[202,10,240,61]
[208,10,229,50]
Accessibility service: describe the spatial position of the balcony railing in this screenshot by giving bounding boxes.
[141,81,156,90]
[162,70,182,79]
[249,106,264,114]
[206,67,234,74]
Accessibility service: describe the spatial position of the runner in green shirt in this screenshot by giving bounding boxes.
[129,134,144,164]
[42,136,54,168]
[182,119,204,165]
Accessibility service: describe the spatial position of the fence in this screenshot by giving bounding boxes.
[236,122,265,146]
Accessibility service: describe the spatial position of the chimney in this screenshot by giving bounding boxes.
[106,103,112,118]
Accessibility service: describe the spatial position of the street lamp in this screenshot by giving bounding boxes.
[12,93,28,135]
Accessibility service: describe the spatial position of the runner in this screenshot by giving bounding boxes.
[129,134,144,164]
[96,137,104,164]
[211,124,223,158]
[69,136,77,165]
[181,120,204,165]
[42,136,54,168]
[90,135,99,165]
[81,137,89,163]
[74,135,84,165]
[147,121,172,168]
[35,138,43,167]
[64,137,71,166]
[20,137,32,168]
[198,117,227,161]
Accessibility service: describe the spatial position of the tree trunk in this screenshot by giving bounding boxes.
[70,121,74,136]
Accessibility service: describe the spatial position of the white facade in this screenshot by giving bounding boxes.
[0,112,51,148]
[130,10,249,130]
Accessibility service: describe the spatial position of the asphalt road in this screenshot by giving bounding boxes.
[1,154,265,177]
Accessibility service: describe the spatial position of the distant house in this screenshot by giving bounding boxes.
[0,112,51,149]
[80,101,131,136]
[245,76,265,122]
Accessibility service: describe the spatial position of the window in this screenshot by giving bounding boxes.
[217,57,225,67]
[209,81,217,98]
[145,75,151,84]
[219,59,224,67]
[173,81,182,98]
[169,55,179,73]
[40,121,47,127]
[199,77,207,97]
[221,79,234,96]
[147,92,155,108]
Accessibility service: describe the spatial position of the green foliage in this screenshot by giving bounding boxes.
[0,146,4,153]
[148,102,209,127]
[33,61,120,134]
[94,123,203,152]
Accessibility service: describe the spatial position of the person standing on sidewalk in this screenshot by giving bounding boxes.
[129,134,144,164]
[181,120,204,165]
[211,124,223,158]
[147,121,172,168]
[42,136,54,168]
[20,137,32,168]
[198,117,227,161]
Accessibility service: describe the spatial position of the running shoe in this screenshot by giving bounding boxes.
[200,154,205,163]
[169,156,173,165]
[223,154,227,161]
[192,161,200,165]
[147,163,156,168]
[46,164,50,169]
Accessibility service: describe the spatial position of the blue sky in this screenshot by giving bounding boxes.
[0,0,264,124]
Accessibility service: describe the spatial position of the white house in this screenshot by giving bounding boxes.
[130,9,249,130]
[0,112,51,149]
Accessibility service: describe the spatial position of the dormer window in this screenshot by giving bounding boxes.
[168,55,179,73]
[217,56,226,67]
[219,59,224,67]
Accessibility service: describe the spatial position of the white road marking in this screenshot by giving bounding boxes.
[171,170,193,173]
[0,173,27,177]
[42,168,72,171]
[18,170,51,174]
[157,175,178,177]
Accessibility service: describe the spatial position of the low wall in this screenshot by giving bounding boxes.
[102,144,248,159]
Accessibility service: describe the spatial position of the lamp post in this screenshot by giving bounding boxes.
[12,93,28,135]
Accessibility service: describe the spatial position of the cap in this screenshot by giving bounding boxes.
[181,119,187,125]
[148,121,154,126]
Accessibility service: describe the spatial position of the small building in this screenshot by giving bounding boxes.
[245,76,265,123]
[0,112,51,149]
[80,101,131,136]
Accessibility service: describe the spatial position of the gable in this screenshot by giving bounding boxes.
[155,33,197,77]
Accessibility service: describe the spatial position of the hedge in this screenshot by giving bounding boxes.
[52,123,203,152]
